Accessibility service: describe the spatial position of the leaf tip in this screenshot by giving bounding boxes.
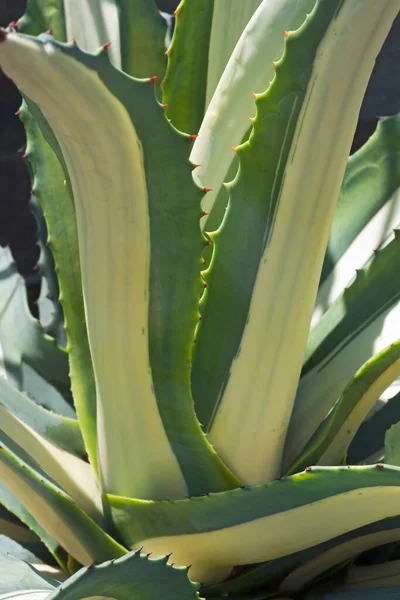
[102,42,112,51]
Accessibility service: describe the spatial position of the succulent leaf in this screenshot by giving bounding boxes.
[348,391,400,465]
[20,100,97,475]
[162,0,215,133]
[190,0,316,226]
[315,114,400,322]
[114,0,167,78]
[0,377,84,458]
[108,464,400,583]
[285,234,400,471]
[286,341,400,474]
[0,32,239,499]
[0,551,56,596]
[195,0,399,484]
[0,483,67,569]
[0,443,127,566]
[46,551,200,600]
[0,402,102,521]
[0,246,72,413]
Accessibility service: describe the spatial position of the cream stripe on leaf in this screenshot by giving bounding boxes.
[313,114,400,325]
[190,0,316,227]
[0,403,102,522]
[108,464,400,583]
[286,341,400,475]
[0,31,239,499]
[284,234,400,472]
[0,444,126,567]
[195,0,400,484]
[0,376,84,458]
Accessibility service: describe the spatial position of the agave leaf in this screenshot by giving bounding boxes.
[0,552,56,597]
[108,464,400,583]
[162,0,215,133]
[20,99,97,474]
[30,198,65,346]
[0,403,102,521]
[201,516,400,598]
[286,341,400,474]
[0,484,67,569]
[46,551,200,600]
[190,0,316,226]
[284,234,400,471]
[348,391,400,464]
[0,443,126,566]
[314,114,400,321]
[385,420,400,466]
[195,0,399,484]
[163,0,263,133]
[0,31,239,499]
[0,246,72,414]
[280,524,400,594]
[0,376,84,458]
[18,0,66,40]
[114,0,167,78]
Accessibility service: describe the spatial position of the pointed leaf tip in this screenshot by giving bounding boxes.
[150,75,159,84]
[102,42,112,51]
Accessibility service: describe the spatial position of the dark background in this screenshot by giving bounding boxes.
[0,1,399,287]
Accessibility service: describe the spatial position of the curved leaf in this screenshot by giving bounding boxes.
[0,552,56,596]
[109,464,400,583]
[190,0,316,226]
[284,234,400,471]
[20,99,97,475]
[0,443,126,566]
[0,376,84,458]
[348,392,400,464]
[287,341,400,474]
[314,114,400,321]
[47,551,200,600]
[0,31,238,498]
[0,246,72,413]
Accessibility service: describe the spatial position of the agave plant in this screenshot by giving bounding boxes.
[0,0,400,598]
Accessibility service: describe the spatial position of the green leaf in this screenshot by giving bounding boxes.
[320,113,400,285]
[115,0,167,78]
[0,483,67,569]
[162,0,215,133]
[0,376,84,458]
[20,99,97,475]
[0,31,238,499]
[190,0,316,227]
[0,246,72,413]
[18,0,66,40]
[0,552,56,596]
[348,391,400,464]
[284,234,400,472]
[108,464,400,583]
[0,443,127,566]
[30,198,65,346]
[194,0,399,485]
[46,551,200,600]
[0,402,102,522]
[286,341,400,474]
[385,420,400,466]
